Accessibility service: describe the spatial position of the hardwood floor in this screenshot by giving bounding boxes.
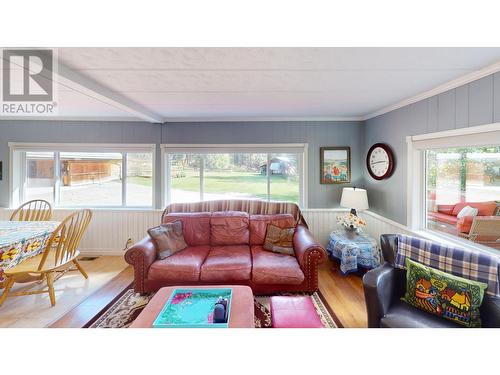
[49,266,134,328]
[0,256,128,328]
[318,259,367,328]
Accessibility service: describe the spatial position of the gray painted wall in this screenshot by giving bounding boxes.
[363,72,500,224]
[163,121,364,208]
[0,120,364,209]
[0,120,163,208]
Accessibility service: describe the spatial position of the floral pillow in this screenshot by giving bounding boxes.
[402,258,487,328]
[263,224,295,256]
[148,220,188,260]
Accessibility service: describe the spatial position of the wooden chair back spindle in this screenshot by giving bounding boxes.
[38,209,92,270]
[10,200,52,221]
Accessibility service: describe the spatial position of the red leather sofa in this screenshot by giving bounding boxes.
[427,201,499,234]
[125,211,327,294]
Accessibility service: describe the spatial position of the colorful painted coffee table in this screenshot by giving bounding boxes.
[0,221,60,285]
[130,285,255,328]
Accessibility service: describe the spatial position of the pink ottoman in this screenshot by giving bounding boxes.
[270,296,324,328]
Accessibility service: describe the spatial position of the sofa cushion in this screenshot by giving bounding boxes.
[381,300,462,328]
[163,212,211,246]
[249,214,296,245]
[210,211,249,245]
[437,204,455,216]
[427,211,458,225]
[452,201,497,217]
[148,245,210,282]
[251,246,304,285]
[200,245,252,281]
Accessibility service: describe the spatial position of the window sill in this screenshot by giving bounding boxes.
[412,228,500,257]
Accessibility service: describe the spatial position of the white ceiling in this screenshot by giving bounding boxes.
[3,47,500,122]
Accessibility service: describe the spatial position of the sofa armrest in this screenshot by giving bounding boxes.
[124,235,157,293]
[481,295,500,328]
[293,225,327,291]
[362,263,399,328]
[456,216,474,234]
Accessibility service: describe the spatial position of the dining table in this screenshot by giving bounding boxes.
[0,221,60,285]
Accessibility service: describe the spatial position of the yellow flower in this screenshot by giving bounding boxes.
[1,248,18,261]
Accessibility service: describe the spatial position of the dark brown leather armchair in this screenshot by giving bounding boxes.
[363,234,500,328]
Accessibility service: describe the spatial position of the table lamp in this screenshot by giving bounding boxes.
[340,187,369,216]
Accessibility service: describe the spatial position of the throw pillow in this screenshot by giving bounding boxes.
[263,224,295,256]
[456,205,479,219]
[402,258,487,327]
[148,220,188,260]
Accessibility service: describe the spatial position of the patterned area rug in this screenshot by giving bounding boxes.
[87,289,337,328]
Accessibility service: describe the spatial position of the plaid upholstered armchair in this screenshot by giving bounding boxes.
[363,234,500,328]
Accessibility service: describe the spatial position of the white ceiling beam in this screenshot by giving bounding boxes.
[10,51,164,123]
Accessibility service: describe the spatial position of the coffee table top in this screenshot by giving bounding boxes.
[130,285,255,328]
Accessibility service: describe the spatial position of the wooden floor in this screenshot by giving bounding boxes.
[318,259,367,328]
[0,256,128,328]
[49,266,134,328]
[50,257,368,328]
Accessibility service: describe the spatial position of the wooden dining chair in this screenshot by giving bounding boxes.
[0,209,92,307]
[10,199,53,221]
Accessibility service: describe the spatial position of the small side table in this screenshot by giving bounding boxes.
[326,230,380,275]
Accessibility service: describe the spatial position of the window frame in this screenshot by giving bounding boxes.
[9,142,156,209]
[160,143,308,208]
[406,122,500,255]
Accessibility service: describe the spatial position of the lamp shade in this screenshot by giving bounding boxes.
[340,187,369,210]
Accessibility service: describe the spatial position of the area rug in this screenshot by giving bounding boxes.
[87,289,337,328]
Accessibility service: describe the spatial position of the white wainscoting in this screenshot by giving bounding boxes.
[0,208,163,256]
[302,209,413,247]
[0,208,412,255]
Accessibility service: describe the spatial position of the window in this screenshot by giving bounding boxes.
[407,125,500,253]
[163,145,307,207]
[10,143,155,208]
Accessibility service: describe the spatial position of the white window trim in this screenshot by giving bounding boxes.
[406,122,500,256]
[9,142,156,209]
[160,143,308,208]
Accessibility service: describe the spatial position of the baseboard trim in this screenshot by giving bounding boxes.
[80,249,126,257]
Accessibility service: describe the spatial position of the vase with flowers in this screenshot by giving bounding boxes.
[336,213,366,239]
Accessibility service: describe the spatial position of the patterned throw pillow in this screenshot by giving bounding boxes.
[148,220,188,260]
[263,224,295,256]
[402,258,487,328]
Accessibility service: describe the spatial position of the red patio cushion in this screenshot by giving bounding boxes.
[452,201,497,217]
[428,211,458,226]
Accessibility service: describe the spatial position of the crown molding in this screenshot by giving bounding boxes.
[0,116,146,122]
[163,116,364,123]
[362,59,500,121]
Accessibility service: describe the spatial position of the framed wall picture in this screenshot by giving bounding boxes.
[320,147,351,184]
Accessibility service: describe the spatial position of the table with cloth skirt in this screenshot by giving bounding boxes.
[326,230,380,275]
[0,221,60,286]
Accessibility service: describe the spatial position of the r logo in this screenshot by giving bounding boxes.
[2,49,53,102]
